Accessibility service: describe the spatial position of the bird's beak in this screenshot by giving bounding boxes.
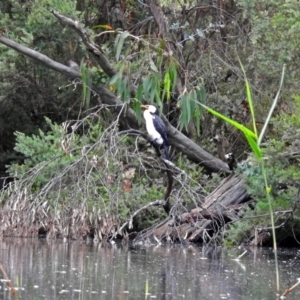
[140,105,149,110]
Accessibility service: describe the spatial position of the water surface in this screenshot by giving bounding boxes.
[0,238,300,299]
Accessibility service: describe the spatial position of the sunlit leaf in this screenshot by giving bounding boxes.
[169,62,178,92]
[189,35,195,41]
[109,73,120,85]
[163,72,171,100]
[244,134,262,159]
[92,24,113,30]
[199,102,257,139]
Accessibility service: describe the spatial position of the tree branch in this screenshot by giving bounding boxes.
[0,35,230,173]
[118,199,167,234]
[0,36,80,78]
[49,9,116,77]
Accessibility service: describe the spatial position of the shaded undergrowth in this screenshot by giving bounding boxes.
[0,105,213,241]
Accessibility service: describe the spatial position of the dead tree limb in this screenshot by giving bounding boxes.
[50,9,117,77]
[0,30,229,174]
[118,199,167,235]
[135,173,250,243]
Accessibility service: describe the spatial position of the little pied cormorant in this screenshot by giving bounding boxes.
[141,104,170,160]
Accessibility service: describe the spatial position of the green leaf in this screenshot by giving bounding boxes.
[163,72,171,100]
[196,86,206,104]
[110,73,120,85]
[194,106,202,136]
[136,84,143,101]
[169,62,178,92]
[149,58,158,72]
[244,134,262,159]
[115,31,130,62]
[199,103,257,139]
[142,76,152,96]
[238,57,257,136]
[257,64,286,146]
[179,94,189,131]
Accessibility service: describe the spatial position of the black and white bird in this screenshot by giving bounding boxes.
[141,104,170,160]
[224,152,237,171]
[210,135,237,171]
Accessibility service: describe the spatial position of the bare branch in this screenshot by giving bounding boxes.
[0,35,230,173]
[49,9,116,77]
[0,36,80,78]
[118,199,167,235]
[147,0,167,38]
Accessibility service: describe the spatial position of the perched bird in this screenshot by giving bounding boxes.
[224,152,237,171]
[210,135,237,171]
[141,104,170,160]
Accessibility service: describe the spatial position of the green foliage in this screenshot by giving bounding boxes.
[0,0,88,177]
[2,0,300,243]
[3,112,170,232]
[109,30,206,134]
[201,60,285,288]
[7,117,78,188]
[179,86,206,136]
[227,95,300,245]
[225,216,253,246]
[238,0,300,92]
[114,31,130,62]
[109,66,131,102]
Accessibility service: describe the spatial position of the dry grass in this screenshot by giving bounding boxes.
[0,105,216,242]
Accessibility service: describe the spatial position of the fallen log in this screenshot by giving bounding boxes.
[134,173,251,243]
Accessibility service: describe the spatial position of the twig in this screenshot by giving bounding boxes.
[49,9,116,77]
[117,199,167,234]
[0,261,17,297]
[233,250,247,261]
[281,278,300,297]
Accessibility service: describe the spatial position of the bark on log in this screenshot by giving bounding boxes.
[135,173,251,243]
[193,173,249,211]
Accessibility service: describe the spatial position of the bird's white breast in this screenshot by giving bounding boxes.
[143,111,164,144]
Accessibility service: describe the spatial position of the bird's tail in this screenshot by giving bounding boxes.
[163,144,170,160]
[151,142,161,157]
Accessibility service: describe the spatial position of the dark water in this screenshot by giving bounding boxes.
[0,239,300,299]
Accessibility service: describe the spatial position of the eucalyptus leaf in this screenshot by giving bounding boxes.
[196,29,205,38]
[115,31,130,62]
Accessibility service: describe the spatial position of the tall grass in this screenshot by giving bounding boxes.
[198,63,286,292]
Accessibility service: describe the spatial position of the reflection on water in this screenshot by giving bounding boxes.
[0,238,300,299]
